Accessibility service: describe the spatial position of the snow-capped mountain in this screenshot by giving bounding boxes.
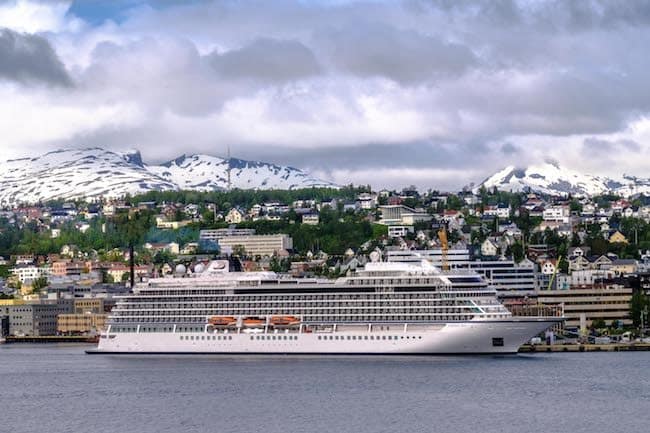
[148,154,334,191]
[0,148,336,206]
[477,161,649,197]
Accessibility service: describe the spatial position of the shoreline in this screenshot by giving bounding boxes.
[519,342,650,353]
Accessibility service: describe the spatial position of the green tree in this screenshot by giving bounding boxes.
[630,291,650,328]
[510,242,524,262]
[32,276,48,292]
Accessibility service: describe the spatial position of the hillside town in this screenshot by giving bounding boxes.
[1,186,650,342]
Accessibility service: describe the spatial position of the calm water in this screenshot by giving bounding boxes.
[0,345,648,433]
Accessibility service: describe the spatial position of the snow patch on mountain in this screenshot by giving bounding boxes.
[477,162,650,197]
[0,148,336,206]
[148,154,335,191]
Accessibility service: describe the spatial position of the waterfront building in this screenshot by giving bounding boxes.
[536,287,632,328]
[5,304,67,336]
[57,313,107,335]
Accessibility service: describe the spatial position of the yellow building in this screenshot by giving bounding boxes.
[0,299,25,306]
[608,230,628,244]
[74,298,104,314]
[57,313,107,335]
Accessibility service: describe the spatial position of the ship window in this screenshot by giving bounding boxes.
[492,337,504,347]
[250,336,254,340]
[229,336,232,340]
[318,336,321,340]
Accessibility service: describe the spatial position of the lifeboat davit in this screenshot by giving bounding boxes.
[208,316,237,326]
[270,315,300,326]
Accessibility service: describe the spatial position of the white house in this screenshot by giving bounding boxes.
[388,226,414,238]
[357,193,377,210]
[481,239,499,257]
[543,205,570,224]
[12,265,49,284]
[301,214,320,225]
[226,207,245,224]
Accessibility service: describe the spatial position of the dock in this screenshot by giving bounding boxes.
[3,336,99,344]
[519,343,650,353]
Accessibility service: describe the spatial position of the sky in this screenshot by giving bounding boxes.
[1,0,650,190]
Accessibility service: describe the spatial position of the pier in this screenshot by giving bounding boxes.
[519,343,650,353]
[3,336,99,344]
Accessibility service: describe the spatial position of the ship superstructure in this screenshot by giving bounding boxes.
[89,260,562,354]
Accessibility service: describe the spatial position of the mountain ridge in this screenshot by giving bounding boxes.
[0,148,337,206]
[477,162,649,197]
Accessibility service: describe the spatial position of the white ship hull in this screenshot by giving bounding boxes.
[89,318,559,355]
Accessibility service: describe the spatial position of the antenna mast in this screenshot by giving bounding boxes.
[227,144,232,191]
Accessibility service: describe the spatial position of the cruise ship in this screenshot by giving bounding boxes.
[88,259,562,355]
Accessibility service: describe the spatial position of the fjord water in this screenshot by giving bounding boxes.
[1,345,648,433]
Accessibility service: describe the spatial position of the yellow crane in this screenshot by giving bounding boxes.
[438,225,449,271]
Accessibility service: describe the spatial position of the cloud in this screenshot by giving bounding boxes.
[208,38,322,83]
[313,23,477,84]
[0,0,74,33]
[0,28,72,86]
[582,137,642,154]
[1,0,650,190]
[500,142,519,155]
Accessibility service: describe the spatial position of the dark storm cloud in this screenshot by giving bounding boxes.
[582,137,642,155]
[314,23,477,84]
[208,38,322,83]
[0,28,72,86]
[423,0,650,31]
[500,143,519,155]
[231,140,495,174]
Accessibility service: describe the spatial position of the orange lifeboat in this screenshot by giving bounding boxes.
[208,316,237,326]
[242,317,265,327]
[270,315,300,326]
